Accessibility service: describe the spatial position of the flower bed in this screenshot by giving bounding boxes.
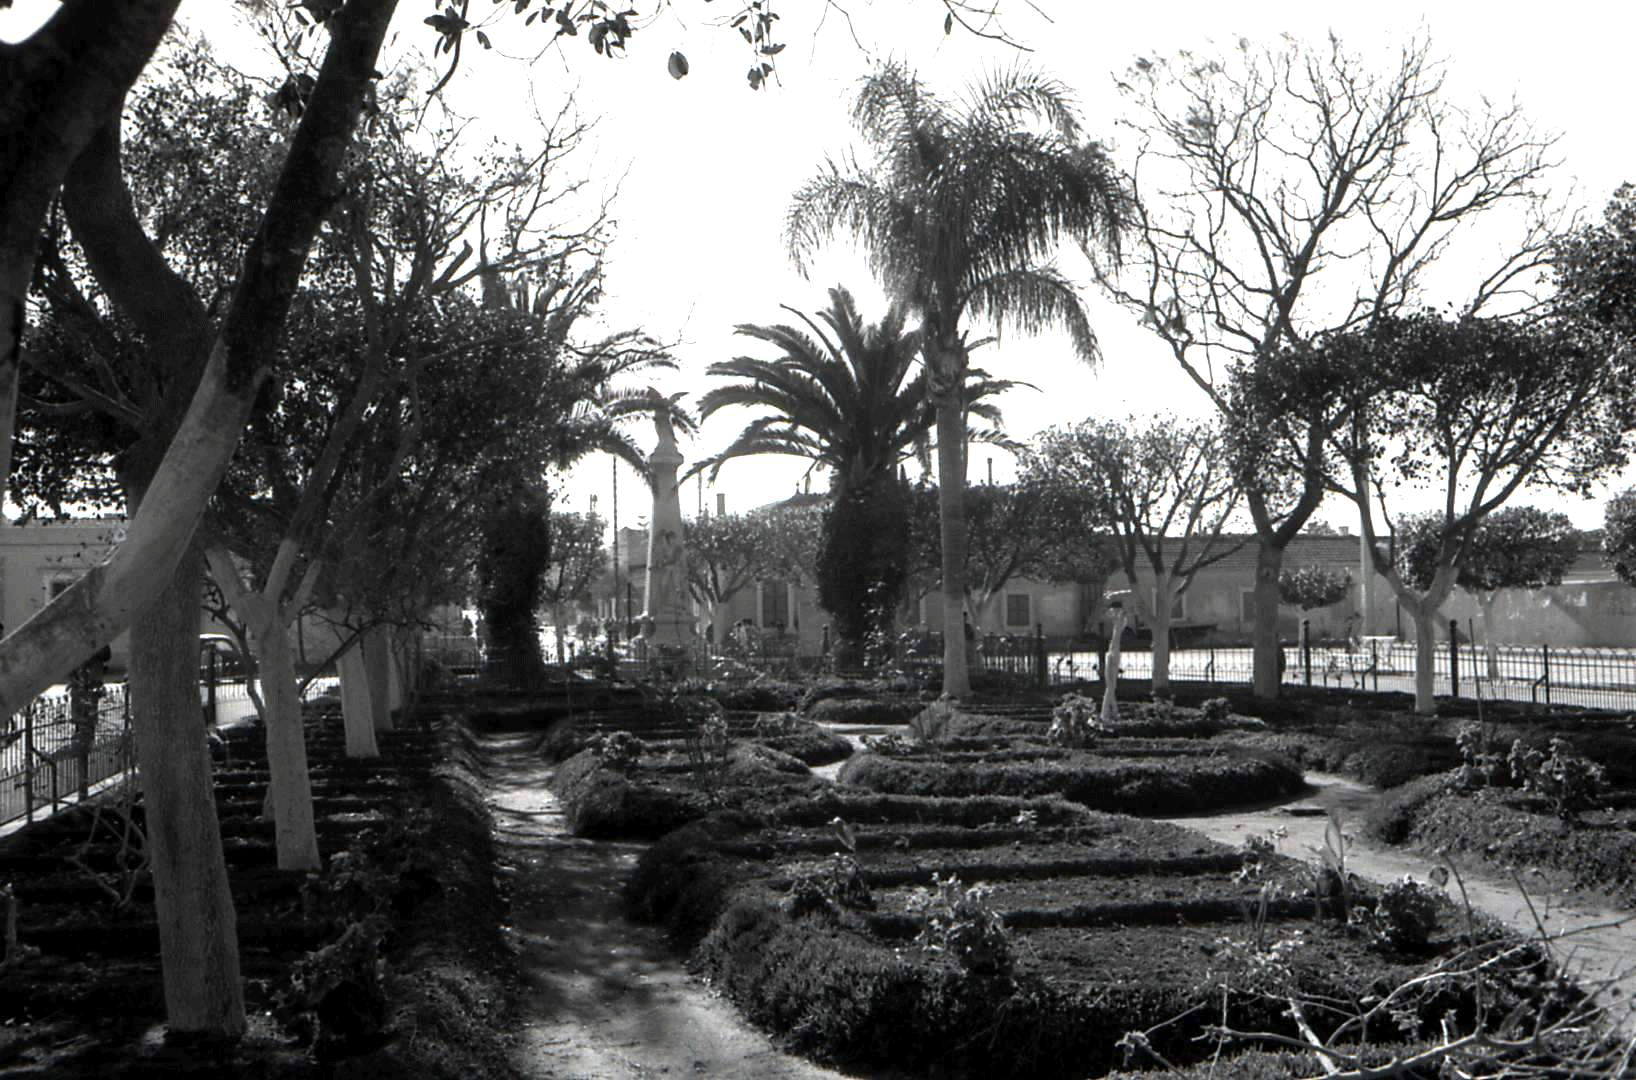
[836,747,1305,815]
[629,796,1564,1079]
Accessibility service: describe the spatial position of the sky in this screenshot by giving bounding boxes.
[6,1,1635,533]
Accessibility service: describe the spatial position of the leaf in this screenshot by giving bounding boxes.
[476,29,492,49]
[1428,865,1450,888]
[944,11,954,34]
[760,42,784,55]
[667,51,690,79]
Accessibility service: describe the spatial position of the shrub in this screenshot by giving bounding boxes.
[589,730,645,772]
[806,696,923,727]
[1357,876,1441,952]
[783,854,875,917]
[907,873,1012,977]
[1048,693,1102,748]
[1362,773,1450,846]
[1201,697,1232,724]
[275,918,389,1059]
[1521,738,1604,820]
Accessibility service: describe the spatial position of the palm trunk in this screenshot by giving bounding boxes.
[1251,539,1285,700]
[1151,569,1174,694]
[933,391,970,697]
[127,548,245,1033]
[337,638,380,758]
[255,620,320,871]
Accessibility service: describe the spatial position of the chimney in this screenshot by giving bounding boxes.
[716,493,727,516]
[1338,525,1350,536]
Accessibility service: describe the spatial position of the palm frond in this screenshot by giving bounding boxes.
[964,64,1082,141]
[964,265,1102,366]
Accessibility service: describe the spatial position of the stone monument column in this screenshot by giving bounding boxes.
[640,400,695,649]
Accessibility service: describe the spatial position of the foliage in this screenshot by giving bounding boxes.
[1356,877,1441,953]
[1200,698,1232,724]
[1518,738,1604,821]
[905,873,1012,977]
[275,917,389,1059]
[1047,692,1102,748]
[1602,488,1636,587]
[1457,506,1578,594]
[1022,417,1241,615]
[1452,721,1512,791]
[819,476,912,669]
[476,487,553,689]
[541,511,605,629]
[1277,565,1351,611]
[904,482,1058,614]
[782,815,873,917]
[589,730,646,772]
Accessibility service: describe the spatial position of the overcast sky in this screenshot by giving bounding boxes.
[7,1,1634,531]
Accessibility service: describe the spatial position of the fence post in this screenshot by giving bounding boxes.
[1034,623,1047,689]
[1300,619,1312,686]
[22,703,33,824]
[1542,644,1551,706]
[1448,619,1460,699]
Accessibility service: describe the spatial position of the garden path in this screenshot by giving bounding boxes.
[1166,772,1636,1029]
[477,730,864,1080]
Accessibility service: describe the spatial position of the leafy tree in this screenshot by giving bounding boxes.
[1102,34,1560,702]
[1278,566,1352,612]
[1604,489,1636,587]
[686,500,823,644]
[697,286,1013,668]
[1021,417,1241,691]
[542,512,605,661]
[477,488,553,688]
[905,482,1058,633]
[1333,314,1626,713]
[1460,506,1577,677]
[789,62,1130,695]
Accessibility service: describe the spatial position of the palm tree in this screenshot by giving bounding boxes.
[788,63,1131,694]
[696,285,1015,665]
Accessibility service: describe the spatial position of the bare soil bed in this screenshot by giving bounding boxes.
[629,793,1568,1079]
[0,703,516,1079]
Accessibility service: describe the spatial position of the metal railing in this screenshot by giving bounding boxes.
[0,684,133,828]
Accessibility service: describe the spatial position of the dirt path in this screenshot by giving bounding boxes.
[1165,772,1636,1026]
[478,730,861,1080]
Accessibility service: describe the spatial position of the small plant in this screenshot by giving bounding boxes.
[1453,720,1512,790]
[588,730,645,772]
[908,696,958,745]
[1200,697,1232,723]
[1048,692,1102,748]
[274,917,389,1059]
[751,711,801,737]
[906,873,1013,978]
[1238,881,1279,952]
[686,710,732,799]
[1519,738,1603,821]
[861,732,912,755]
[1356,876,1441,952]
[1148,695,1177,724]
[782,817,874,917]
[1308,810,1354,920]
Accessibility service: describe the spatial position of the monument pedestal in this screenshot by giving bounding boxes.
[637,403,696,654]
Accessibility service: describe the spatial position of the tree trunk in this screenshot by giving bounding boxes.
[1251,540,1286,700]
[1478,593,1500,681]
[336,640,380,758]
[127,548,245,1034]
[384,628,405,714]
[1411,606,1438,715]
[1102,608,1127,725]
[1151,569,1174,694]
[933,391,970,697]
[363,625,394,732]
[254,620,320,871]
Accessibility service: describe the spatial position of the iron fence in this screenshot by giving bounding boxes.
[0,683,133,828]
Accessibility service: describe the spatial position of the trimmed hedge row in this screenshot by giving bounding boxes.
[835,749,1306,815]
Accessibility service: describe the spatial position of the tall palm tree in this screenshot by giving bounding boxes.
[788,63,1131,694]
[696,285,1015,664]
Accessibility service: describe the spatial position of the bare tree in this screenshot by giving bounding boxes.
[1101,33,1560,700]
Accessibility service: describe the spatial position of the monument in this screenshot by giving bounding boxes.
[639,396,695,650]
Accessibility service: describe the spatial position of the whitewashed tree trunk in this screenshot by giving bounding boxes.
[254,622,320,871]
[1150,569,1175,694]
[127,550,245,1033]
[385,628,405,714]
[337,641,380,758]
[933,384,971,698]
[363,625,394,732]
[1102,608,1127,725]
[1411,607,1438,715]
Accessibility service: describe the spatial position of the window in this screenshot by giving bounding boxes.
[761,579,789,630]
[1005,593,1031,628]
[46,575,74,601]
[1152,589,1186,621]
